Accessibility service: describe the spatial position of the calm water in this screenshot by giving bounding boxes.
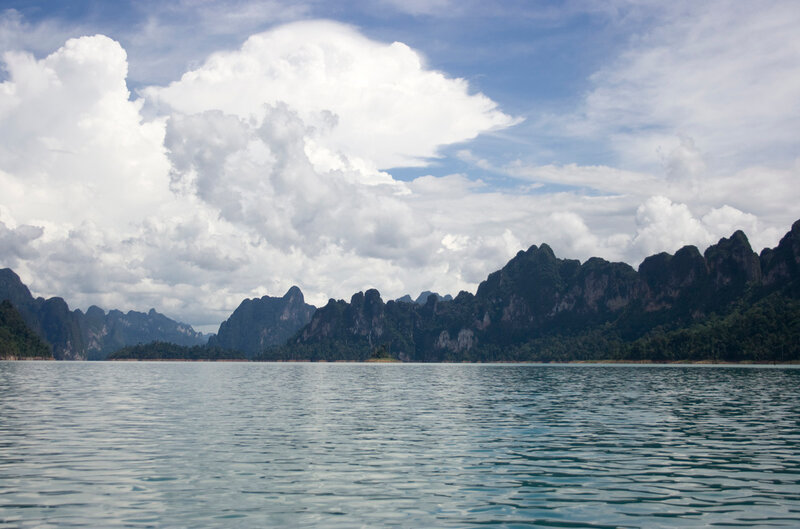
[1,363,800,528]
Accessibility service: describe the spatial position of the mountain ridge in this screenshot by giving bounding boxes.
[0,269,206,360]
[3,219,799,362]
[259,219,800,362]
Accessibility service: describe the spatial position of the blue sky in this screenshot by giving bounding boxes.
[1,0,798,331]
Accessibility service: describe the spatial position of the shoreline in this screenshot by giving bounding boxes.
[107,358,249,362]
[3,358,799,365]
[0,356,55,361]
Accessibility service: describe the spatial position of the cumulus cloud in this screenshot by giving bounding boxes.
[164,104,440,264]
[0,34,232,323]
[0,35,171,228]
[632,197,712,257]
[0,28,524,330]
[630,197,774,261]
[145,20,517,168]
[0,10,797,333]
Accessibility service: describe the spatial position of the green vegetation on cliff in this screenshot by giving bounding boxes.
[108,341,245,361]
[0,300,53,359]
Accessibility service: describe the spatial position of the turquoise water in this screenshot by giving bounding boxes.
[1,362,799,528]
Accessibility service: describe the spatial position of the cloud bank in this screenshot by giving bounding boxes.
[0,8,798,332]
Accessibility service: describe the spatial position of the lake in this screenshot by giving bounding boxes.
[1,362,799,528]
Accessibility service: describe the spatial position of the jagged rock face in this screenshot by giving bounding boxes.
[0,269,35,307]
[475,245,563,334]
[37,297,86,360]
[286,222,800,361]
[639,246,709,311]
[292,290,421,360]
[436,329,476,353]
[301,299,345,340]
[478,244,563,309]
[396,291,454,305]
[565,258,641,314]
[415,291,453,304]
[761,220,800,286]
[83,307,207,360]
[347,289,385,342]
[300,290,387,343]
[476,247,641,334]
[210,286,316,357]
[705,230,761,288]
[0,268,205,360]
[0,270,85,359]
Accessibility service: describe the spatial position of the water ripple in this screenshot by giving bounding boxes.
[1,362,799,527]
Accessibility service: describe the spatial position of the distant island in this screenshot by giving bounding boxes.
[2,219,799,363]
[107,342,245,361]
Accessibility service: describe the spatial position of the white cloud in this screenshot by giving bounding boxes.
[508,0,800,262]
[163,104,441,265]
[505,162,660,196]
[0,35,171,229]
[0,220,42,264]
[630,197,774,262]
[661,135,705,181]
[570,0,800,174]
[0,29,524,329]
[0,12,797,334]
[632,197,712,257]
[145,20,517,168]
[701,206,758,241]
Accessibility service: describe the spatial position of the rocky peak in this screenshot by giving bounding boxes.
[638,245,708,310]
[85,305,105,320]
[0,268,34,307]
[210,286,316,357]
[760,219,800,286]
[283,285,304,303]
[476,242,562,304]
[364,288,383,307]
[704,230,761,288]
[346,289,385,337]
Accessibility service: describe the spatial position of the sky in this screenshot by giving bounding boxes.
[0,0,798,333]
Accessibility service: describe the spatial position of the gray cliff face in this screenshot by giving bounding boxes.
[638,246,708,311]
[347,289,385,344]
[81,307,207,360]
[704,230,761,289]
[760,220,800,287]
[209,286,316,357]
[0,268,205,360]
